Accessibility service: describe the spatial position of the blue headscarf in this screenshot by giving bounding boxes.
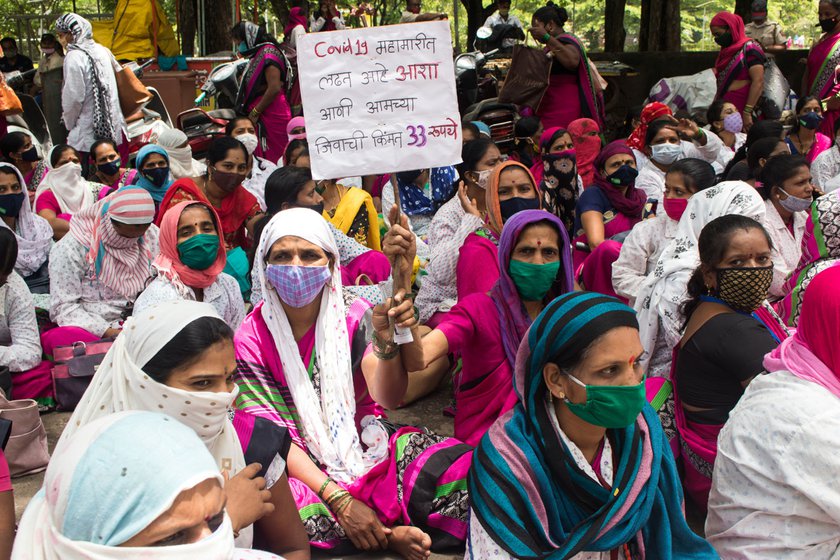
[134,144,173,203]
[395,165,457,216]
[469,292,718,559]
[42,411,220,546]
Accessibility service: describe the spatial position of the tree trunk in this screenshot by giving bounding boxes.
[205,0,234,54]
[267,0,290,30]
[179,0,196,56]
[604,0,627,52]
[734,0,750,22]
[460,0,497,51]
[639,0,680,51]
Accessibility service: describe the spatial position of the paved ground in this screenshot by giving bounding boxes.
[10,385,702,559]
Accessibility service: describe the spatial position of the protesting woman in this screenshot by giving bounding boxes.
[158,137,262,251]
[134,201,245,330]
[710,11,766,129]
[573,141,645,296]
[613,158,716,306]
[235,208,472,556]
[757,155,811,300]
[456,160,542,300]
[0,164,53,291]
[674,215,781,511]
[803,0,840,138]
[14,411,295,559]
[415,138,501,325]
[529,3,603,130]
[785,96,832,163]
[35,145,102,240]
[231,21,292,162]
[134,144,174,216]
[0,228,52,403]
[635,181,767,378]
[422,210,573,446]
[708,266,840,558]
[44,187,159,355]
[779,190,840,326]
[90,138,137,196]
[55,302,310,557]
[467,291,717,559]
[0,131,49,198]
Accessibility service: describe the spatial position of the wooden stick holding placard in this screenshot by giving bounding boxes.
[389,176,414,345]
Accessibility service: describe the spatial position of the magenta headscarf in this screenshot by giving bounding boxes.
[592,140,647,218]
[284,7,309,37]
[489,209,574,368]
[764,266,840,396]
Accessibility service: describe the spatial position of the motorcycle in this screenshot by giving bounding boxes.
[176,59,247,160]
[455,47,500,113]
[462,99,518,153]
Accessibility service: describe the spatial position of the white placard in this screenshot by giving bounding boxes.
[297,21,462,180]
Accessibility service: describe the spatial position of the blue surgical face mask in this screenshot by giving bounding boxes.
[799,111,824,130]
[650,142,683,165]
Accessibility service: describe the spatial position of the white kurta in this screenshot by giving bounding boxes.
[242,156,277,211]
[48,230,159,336]
[134,273,246,331]
[61,45,127,152]
[762,199,806,300]
[707,371,840,559]
[0,271,42,372]
[612,213,679,307]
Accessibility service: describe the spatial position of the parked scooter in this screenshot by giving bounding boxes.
[455,47,500,113]
[176,59,247,160]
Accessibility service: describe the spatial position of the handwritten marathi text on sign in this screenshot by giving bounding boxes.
[297,21,462,180]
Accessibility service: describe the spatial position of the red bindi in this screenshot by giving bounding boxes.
[536,240,542,246]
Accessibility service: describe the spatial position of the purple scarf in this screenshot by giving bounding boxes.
[592,140,647,219]
[489,210,574,368]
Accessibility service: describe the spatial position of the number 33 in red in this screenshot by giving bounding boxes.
[406,125,427,147]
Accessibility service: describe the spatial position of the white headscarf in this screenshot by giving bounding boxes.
[34,147,96,215]
[0,162,53,276]
[57,300,251,543]
[256,208,388,483]
[157,128,206,178]
[634,181,766,371]
[12,411,240,559]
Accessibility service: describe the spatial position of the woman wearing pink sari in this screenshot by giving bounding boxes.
[234,208,471,556]
[710,11,766,130]
[528,4,603,131]
[804,1,840,138]
[422,210,573,447]
[785,96,833,163]
[455,160,541,301]
[231,22,292,163]
[573,141,646,298]
[673,215,783,512]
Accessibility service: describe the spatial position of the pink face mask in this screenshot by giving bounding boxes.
[663,196,688,222]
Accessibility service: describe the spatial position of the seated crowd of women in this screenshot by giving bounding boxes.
[4,13,840,554]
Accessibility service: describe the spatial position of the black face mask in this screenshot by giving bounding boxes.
[820,17,838,33]
[97,158,121,177]
[0,192,26,218]
[714,32,734,48]
[301,202,324,215]
[19,147,40,162]
[499,196,540,222]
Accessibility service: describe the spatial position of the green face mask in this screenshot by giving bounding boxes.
[508,259,560,301]
[177,233,219,271]
[563,373,647,428]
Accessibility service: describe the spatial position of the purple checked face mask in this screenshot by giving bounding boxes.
[265,264,331,307]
